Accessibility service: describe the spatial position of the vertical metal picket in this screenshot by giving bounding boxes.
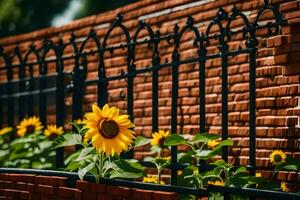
[18,48,26,121]
[72,56,87,121]
[170,24,180,185]
[6,54,14,127]
[39,40,49,125]
[198,35,208,171]
[152,30,160,133]
[55,38,66,168]
[72,32,87,122]
[27,62,34,116]
[98,47,108,108]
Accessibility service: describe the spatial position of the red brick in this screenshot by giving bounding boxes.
[37,184,54,195]
[9,174,35,183]
[0,181,12,189]
[35,176,51,185]
[58,187,80,199]
[90,183,106,193]
[280,1,299,12]
[50,176,67,187]
[76,180,90,191]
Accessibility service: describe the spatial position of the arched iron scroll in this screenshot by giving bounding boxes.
[0,0,287,190]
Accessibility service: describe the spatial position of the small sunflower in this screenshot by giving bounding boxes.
[207,140,220,149]
[255,172,262,177]
[280,182,289,192]
[16,116,43,137]
[84,104,135,156]
[44,125,64,138]
[269,150,286,165]
[151,130,170,148]
[0,127,13,136]
[193,169,199,175]
[75,119,84,125]
[208,180,224,186]
[142,175,165,185]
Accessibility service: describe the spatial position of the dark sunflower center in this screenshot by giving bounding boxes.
[158,137,166,147]
[274,154,282,162]
[99,119,119,138]
[26,125,35,134]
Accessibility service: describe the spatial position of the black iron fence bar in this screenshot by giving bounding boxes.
[1,168,300,200]
[170,24,180,186]
[150,31,159,134]
[39,50,48,125]
[55,39,66,168]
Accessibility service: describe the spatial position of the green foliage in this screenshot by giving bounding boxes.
[74,0,138,19]
[0,0,69,37]
[0,0,138,37]
[55,122,148,182]
[0,132,56,169]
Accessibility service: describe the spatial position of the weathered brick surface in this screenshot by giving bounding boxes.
[0,0,299,182]
[0,174,179,200]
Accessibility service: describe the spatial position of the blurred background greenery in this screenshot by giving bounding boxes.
[0,0,137,37]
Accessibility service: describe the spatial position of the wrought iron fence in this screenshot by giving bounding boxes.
[1,0,298,199]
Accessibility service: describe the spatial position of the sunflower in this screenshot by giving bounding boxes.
[280,182,289,192]
[208,180,224,186]
[255,172,262,177]
[75,119,85,125]
[16,116,43,137]
[193,169,199,175]
[0,127,13,136]
[142,175,165,185]
[207,140,220,149]
[269,150,286,165]
[44,124,64,138]
[150,130,170,148]
[177,170,183,176]
[84,104,135,156]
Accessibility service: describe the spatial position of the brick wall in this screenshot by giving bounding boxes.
[0,0,299,182]
[0,173,179,200]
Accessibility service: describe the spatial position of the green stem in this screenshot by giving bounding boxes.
[198,177,203,189]
[96,152,104,183]
[271,169,277,181]
[157,166,161,184]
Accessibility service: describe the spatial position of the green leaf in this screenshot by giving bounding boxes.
[276,156,300,171]
[178,151,195,164]
[54,134,82,148]
[191,133,219,143]
[210,160,226,166]
[65,150,82,166]
[150,145,161,154]
[164,134,188,146]
[134,136,151,148]
[194,150,211,159]
[70,122,82,134]
[143,156,154,162]
[235,166,247,175]
[228,177,248,187]
[207,140,234,158]
[78,162,95,180]
[76,147,95,161]
[109,159,145,179]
